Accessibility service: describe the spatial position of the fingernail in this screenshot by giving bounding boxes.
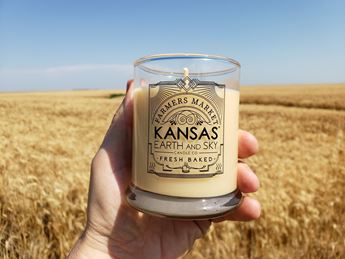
[126,79,133,93]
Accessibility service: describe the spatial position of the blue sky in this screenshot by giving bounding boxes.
[0,0,344,91]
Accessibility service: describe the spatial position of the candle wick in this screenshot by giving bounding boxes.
[183,67,189,78]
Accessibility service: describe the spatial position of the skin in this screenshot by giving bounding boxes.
[68,81,261,259]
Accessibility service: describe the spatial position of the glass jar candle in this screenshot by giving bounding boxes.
[126,53,242,219]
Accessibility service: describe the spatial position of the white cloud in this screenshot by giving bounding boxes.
[44,64,132,75]
[0,63,132,76]
[0,64,132,91]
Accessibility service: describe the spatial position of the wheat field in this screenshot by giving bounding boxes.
[0,84,344,258]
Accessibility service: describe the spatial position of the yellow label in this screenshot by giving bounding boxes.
[147,76,225,178]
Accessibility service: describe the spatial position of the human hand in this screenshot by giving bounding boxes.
[68,81,261,259]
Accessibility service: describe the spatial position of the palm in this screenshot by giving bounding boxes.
[88,150,209,258]
[105,207,207,258]
[86,100,208,258]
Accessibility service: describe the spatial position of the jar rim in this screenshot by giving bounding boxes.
[134,53,240,77]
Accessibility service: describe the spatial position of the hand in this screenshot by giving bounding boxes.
[68,81,261,259]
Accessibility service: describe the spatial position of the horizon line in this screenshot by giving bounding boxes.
[0,82,344,94]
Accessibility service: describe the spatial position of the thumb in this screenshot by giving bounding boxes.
[101,80,134,150]
[124,80,134,131]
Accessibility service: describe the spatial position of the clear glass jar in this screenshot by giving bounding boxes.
[126,53,242,219]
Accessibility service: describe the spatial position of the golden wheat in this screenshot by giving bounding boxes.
[0,84,344,258]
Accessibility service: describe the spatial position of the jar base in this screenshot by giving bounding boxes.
[126,185,243,220]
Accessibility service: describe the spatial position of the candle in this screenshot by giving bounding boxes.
[127,54,242,219]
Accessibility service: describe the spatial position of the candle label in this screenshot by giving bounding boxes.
[147,76,225,178]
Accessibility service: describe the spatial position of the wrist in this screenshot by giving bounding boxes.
[68,229,113,259]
